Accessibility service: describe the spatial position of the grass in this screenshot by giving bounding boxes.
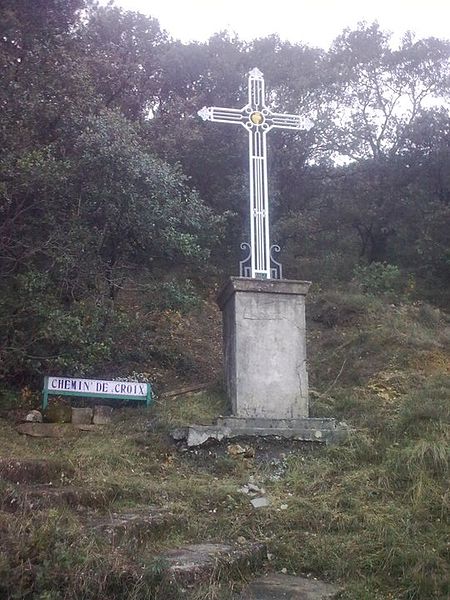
[0,291,449,599]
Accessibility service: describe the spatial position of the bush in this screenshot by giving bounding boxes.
[353,262,405,297]
[0,270,127,385]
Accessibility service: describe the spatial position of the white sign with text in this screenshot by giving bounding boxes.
[47,377,148,397]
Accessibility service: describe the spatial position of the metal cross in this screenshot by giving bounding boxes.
[198,67,313,279]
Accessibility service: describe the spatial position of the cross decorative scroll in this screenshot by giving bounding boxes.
[198,67,314,279]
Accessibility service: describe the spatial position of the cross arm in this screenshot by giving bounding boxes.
[266,112,314,132]
[198,105,248,127]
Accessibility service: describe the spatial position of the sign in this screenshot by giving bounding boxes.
[42,376,152,409]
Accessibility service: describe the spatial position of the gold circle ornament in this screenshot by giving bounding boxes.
[250,111,264,125]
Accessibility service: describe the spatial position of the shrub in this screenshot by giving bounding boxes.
[353,262,404,297]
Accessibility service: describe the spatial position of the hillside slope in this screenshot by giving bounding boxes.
[0,289,449,599]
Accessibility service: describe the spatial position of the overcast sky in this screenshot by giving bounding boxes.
[108,0,450,48]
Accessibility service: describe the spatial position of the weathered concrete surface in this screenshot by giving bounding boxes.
[217,278,311,420]
[89,507,181,544]
[185,425,232,447]
[174,418,349,447]
[160,542,266,587]
[218,417,336,430]
[238,573,341,599]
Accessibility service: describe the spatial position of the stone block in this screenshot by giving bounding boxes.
[71,407,93,425]
[43,404,72,423]
[16,423,79,438]
[93,405,113,425]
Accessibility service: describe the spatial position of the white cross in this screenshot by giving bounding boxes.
[198,67,313,279]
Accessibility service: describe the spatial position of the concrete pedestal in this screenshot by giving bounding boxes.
[172,277,349,446]
[217,277,311,419]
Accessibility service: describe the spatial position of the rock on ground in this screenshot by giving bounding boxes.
[237,573,341,599]
[88,507,181,544]
[16,423,79,438]
[251,496,270,509]
[159,542,267,587]
[1,484,116,512]
[24,410,43,423]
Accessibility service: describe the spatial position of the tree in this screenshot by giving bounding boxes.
[0,3,222,384]
[322,24,450,161]
[276,24,450,275]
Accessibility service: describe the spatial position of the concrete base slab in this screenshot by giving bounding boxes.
[238,573,341,599]
[173,418,349,447]
[172,417,349,448]
[217,416,333,427]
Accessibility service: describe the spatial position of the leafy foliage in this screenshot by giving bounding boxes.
[0,1,449,387]
[352,262,404,296]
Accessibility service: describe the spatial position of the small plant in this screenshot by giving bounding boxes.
[353,262,404,297]
[142,556,169,585]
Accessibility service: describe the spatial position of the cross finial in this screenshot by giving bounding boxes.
[249,67,263,78]
[198,106,211,121]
